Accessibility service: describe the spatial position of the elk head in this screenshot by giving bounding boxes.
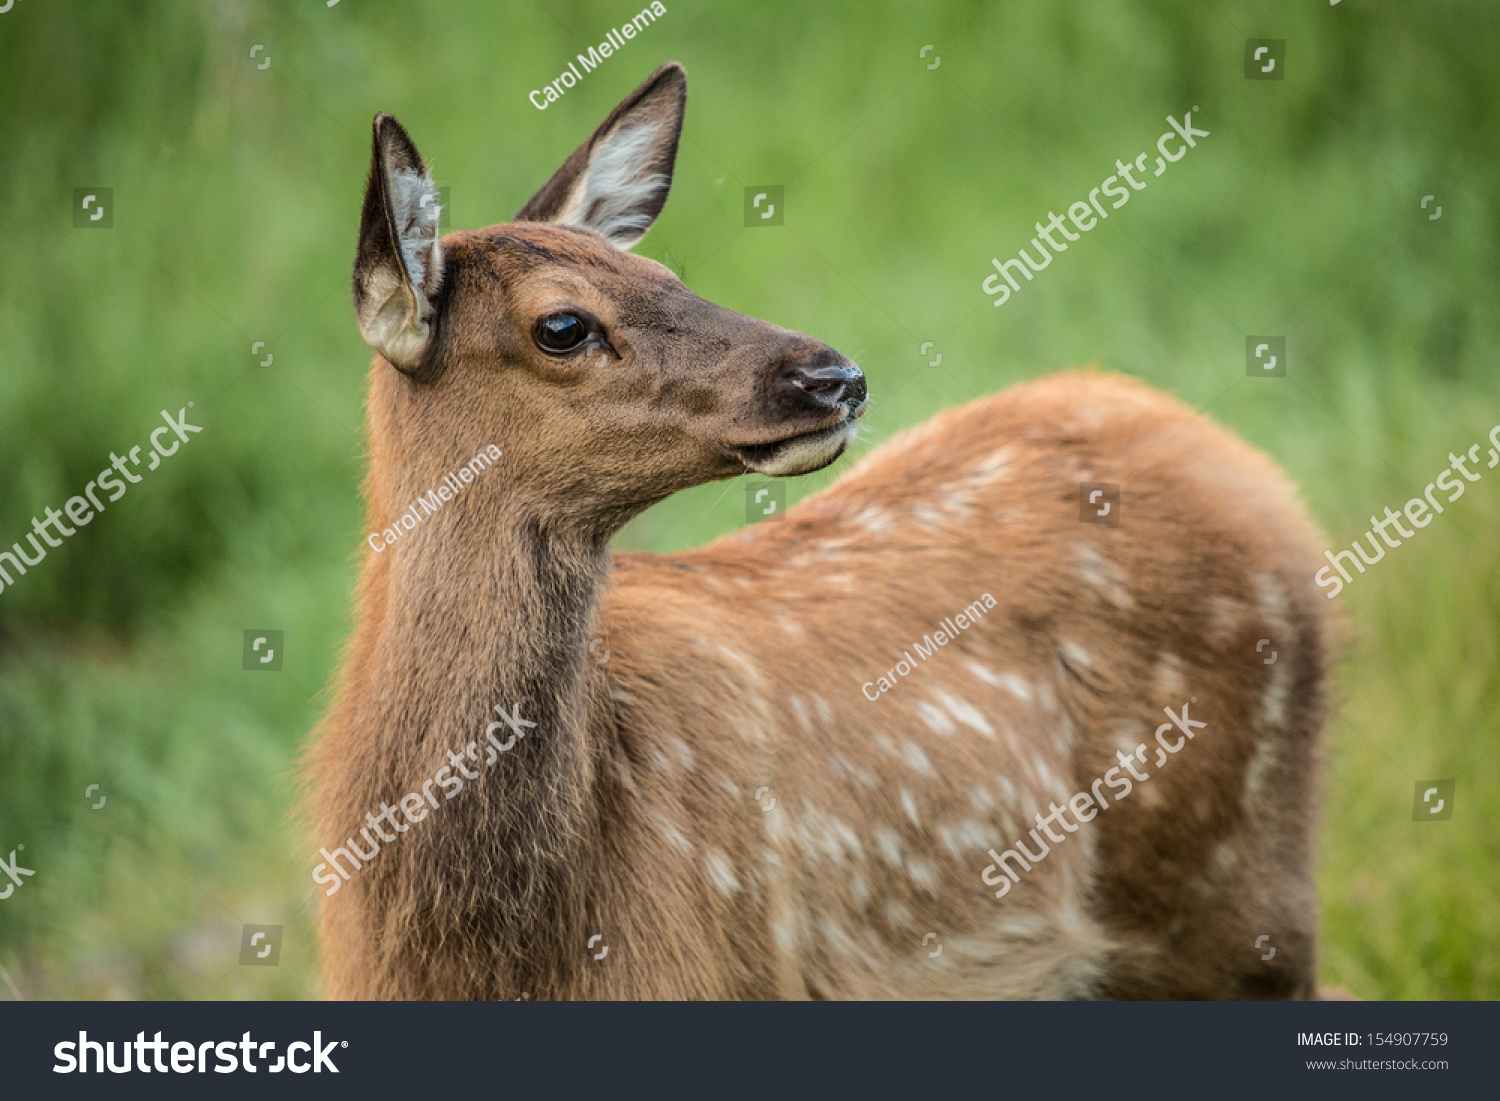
[352,62,866,534]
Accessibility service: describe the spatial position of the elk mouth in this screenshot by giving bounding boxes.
[736,418,860,477]
[731,357,867,476]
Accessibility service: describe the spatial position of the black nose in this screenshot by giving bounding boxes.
[781,360,866,413]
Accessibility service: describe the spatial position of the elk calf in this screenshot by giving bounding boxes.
[309,63,1331,1000]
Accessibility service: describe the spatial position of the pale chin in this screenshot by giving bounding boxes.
[743,422,858,477]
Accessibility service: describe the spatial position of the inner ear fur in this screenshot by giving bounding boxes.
[515,62,687,250]
[354,112,445,371]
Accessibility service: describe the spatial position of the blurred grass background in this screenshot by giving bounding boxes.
[0,0,1495,1000]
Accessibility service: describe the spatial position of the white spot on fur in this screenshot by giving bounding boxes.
[900,788,920,827]
[902,741,938,779]
[1263,674,1290,730]
[966,661,1004,688]
[705,851,741,895]
[873,826,903,867]
[1073,542,1134,610]
[1059,641,1094,670]
[969,445,1016,482]
[883,900,913,929]
[717,644,762,680]
[1206,595,1244,645]
[830,751,880,790]
[794,819,820,864]
[1254,572,1291,631]
[907,860,941,895]
[858,506,894,534]
[812,695,834,725]
[934,689,995,737]
[1245,740,1277,800]
[1035,682,1059,715]
[797,801,853,866]
[831,818,863,863]
[789,695,812,732]
[1212,841,1239,874]
[916,700,956,736]
[1015,787,1041,821]
[609,688,635,704]
[657,818,693,854]
[1113,723,1143,760]
[1050,712,1077,755]
[718,774,740,797]
[938,819,992,858]
[998,915,1048,938]
[772,914,799,951]
[1154,654,1186,699]
[765,808,787,842]
[1035,761,1066,800]
[672,738,696,771]
[819,917,863,961]
[851,871,872,910]
[1000,674,1032,701]
[934,482,980,517]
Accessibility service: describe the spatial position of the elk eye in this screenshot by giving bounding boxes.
[534,312,589,354]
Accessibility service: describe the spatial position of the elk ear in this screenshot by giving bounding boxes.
[353,113,444,371]
[516,62,686,250]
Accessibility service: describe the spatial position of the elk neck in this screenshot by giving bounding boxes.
[340,386,622,992]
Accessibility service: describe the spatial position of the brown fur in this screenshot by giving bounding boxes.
[307,64,1331,1000]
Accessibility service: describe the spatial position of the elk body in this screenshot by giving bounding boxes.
[308,63,1331,1000]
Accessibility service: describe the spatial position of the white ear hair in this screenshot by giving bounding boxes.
[388,166,444,298]
[355,113,450,370]
[555,117,672,249]
[513,64,686,250]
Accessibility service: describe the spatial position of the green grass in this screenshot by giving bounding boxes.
[1,0,1496,999]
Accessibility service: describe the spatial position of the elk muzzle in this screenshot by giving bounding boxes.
[781,360,868,416]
